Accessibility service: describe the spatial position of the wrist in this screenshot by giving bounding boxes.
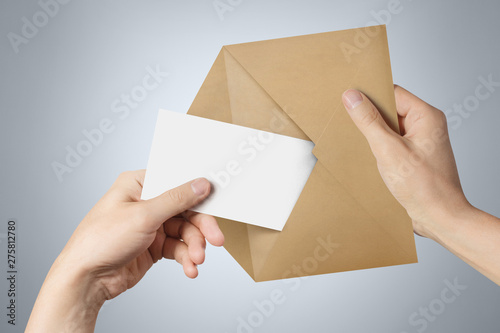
[50,253,109,309]
[26,254,107,333]
[413,196,476,243]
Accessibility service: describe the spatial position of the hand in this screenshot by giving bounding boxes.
[26,171,224,332]
[342,86,472,240]
[64,170,224,295]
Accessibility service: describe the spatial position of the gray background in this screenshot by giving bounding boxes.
[1,0,499,332]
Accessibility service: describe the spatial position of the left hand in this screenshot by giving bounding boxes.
[26,170,224,332]
[56,170,224,300]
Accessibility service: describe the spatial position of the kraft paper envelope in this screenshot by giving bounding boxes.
[187,25,417,282]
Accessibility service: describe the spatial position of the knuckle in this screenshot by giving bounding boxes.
[166,189,187,205]
[117,171,133,182]
[373,134,403,160]
[358,105,381,129]
[178,221,188,239]
[426,106,447,125]
[175,245,188,262]
[435,109,448,125]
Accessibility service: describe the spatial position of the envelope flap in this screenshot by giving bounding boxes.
[224,26,390,143]
[311,28,415,255]
[253,162,417,282]
[222,48,310,140]
[188,49,233,123]
[312,105,416,258]
[217,218,256,278]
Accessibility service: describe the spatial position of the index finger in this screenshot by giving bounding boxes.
[109,170,146,202]
[394,85,437,118]
[394,85,446,138]
[182,211,225,247]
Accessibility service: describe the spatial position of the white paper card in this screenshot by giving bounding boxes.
[141,110,317,231]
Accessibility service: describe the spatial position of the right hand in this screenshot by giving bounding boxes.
[342,85,472,240]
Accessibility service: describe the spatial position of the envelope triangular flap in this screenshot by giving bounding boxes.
[221,48,309,141]
[188,49,233,123]
[310,27,417,258]
[223,27,369,143]
[253,162,417,282]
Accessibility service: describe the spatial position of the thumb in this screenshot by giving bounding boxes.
[141,178,211,230]
[342,89,396,150]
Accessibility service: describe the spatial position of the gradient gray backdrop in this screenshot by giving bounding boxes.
[1,1,499,332]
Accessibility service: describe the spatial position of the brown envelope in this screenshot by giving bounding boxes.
[187,25,417,282]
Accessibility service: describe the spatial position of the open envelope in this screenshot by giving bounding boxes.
[187,25,417,282]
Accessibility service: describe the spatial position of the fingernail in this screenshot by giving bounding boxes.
[343,90,363,110]
[191,178,209,196]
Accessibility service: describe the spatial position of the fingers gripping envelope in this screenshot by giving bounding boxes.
[187,25,417,282]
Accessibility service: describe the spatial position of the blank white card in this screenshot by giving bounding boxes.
[141,110,317,231]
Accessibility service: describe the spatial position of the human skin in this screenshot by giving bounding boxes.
[343,85,500,286]
[25,174,224,332]
[26,86,500,332]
